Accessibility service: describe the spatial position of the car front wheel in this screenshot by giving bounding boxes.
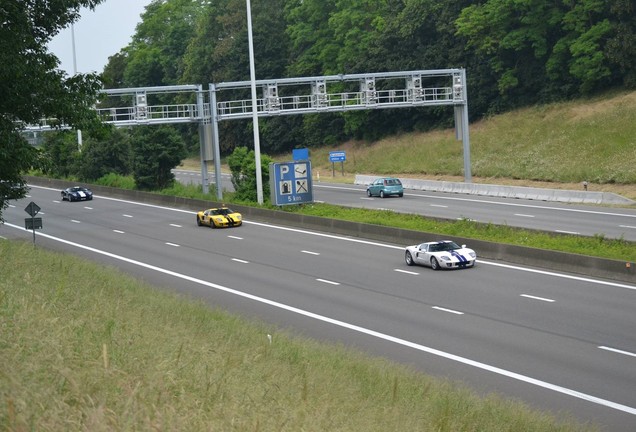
[196,216,202,226]
[367,189,372,197]
[405,251,414,266]
[430,257,440,270]
[380,190,385,198]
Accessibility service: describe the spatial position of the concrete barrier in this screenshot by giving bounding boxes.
[26,176,635,283]
[357,175,635,206]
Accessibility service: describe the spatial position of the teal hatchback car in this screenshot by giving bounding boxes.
[366,177,404,198]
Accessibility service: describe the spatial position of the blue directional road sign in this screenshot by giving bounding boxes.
[269,161,314,206]
[329,151,346,162]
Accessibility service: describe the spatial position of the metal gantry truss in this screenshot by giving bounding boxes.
[22,69,471,200]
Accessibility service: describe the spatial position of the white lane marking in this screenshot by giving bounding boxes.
[170,224,182,228]
[123,214,133,218]
[432,306,464,315]
[430,204,448,208]
[514,213,535,218]
[71,220,81,224]
[53,200,61,203]
[84,206,93,210]
[113,230,125,234]
[360,197,374,201]
[165,243,180,247]
[555,230,580,235]
[483,261,636,291]
[8,204,15,208]
[619,225,636,229]
[302,250,320,255]
[25,186,636,291]
[232,258,249,264]
[394,268,419,275]
[521,294,555,303]
[4,221,636,416]
[317,278,340,285]
[599,346,636,358]
[228,235,243,240]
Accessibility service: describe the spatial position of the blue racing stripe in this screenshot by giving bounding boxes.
[449,250,467,263]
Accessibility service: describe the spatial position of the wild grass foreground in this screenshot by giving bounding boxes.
[0,240,596,431]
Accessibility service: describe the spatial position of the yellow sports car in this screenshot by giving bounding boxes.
[196,207,242,228]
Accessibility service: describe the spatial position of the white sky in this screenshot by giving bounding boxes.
[48,0,153,76]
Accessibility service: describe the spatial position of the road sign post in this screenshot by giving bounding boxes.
[24,201,42,244]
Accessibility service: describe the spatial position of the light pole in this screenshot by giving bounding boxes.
[246,0,263,204]
[71,23,83,152]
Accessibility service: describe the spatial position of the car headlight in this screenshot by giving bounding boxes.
[440,255,451,261]
[214,217,224,222]
[469,252,476,258]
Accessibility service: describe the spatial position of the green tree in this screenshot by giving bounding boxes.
[132,125,186,190]
[227,146,272,202]
[123,0,205,87]
[0,0,104,220]
[77,128,133,182]
[455,0,616,96]
[41,131,81,179]
[285,0,338,76]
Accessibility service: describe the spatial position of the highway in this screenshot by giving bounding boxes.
[172,169,636,241]
[2,185,636,431]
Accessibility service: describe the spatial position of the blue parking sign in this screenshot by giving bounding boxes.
[269,161,314,205]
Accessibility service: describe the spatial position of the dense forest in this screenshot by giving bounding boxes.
[96,0,635,154]
[32,0,635,192]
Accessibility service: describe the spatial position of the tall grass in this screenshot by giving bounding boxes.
[0,240,596,431]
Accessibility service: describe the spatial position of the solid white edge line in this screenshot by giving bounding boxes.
[3,221,636,416]
[301,250,320,255]
[113,230,125,234]
[231,258,249,264]
[598,346,636,358]
[165,243,180,247]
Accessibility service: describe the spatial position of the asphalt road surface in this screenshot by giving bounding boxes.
[3,185,635,431]
[172,169,636,241]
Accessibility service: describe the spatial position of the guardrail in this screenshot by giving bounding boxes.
[355,175,636,206]
[25,176,636,284]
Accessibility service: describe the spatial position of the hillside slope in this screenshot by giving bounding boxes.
[303,90,636,199]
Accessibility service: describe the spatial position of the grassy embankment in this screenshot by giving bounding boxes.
[0,241,597,431]
[4,90,631,430]
[173,90,636,262]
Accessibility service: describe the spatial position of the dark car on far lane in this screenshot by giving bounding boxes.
[61,186,93,202]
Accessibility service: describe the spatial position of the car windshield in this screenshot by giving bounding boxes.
[429,242,460,252]
[384,179,401,185]
[214,208,233,215]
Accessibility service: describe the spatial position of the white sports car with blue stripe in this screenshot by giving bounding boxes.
[405,240,476,270]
